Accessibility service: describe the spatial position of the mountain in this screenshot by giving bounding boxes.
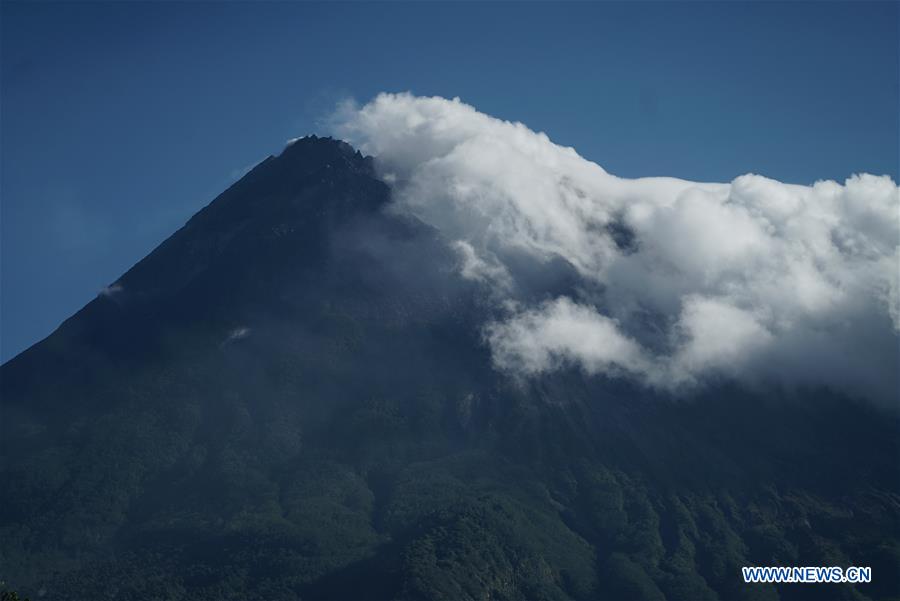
[2,136,898,601]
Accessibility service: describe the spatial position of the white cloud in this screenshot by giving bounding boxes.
[452,240,513,291]
[486,297,652,378]
[224,327,251,345]
[669,296,773,383]
[98,283,123,298]
[334,93,900,404]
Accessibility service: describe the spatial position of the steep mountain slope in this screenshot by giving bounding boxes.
[2,137,898,601]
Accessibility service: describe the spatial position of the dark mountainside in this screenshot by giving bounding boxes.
[1,137,898,601]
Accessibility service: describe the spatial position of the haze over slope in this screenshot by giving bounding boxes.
[336,93,900,405]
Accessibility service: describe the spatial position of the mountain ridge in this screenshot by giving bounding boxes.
[1,137,898,601]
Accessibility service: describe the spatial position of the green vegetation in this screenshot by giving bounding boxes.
[1,138,897,600]
[3,330,897,600]
[1,588,30,601]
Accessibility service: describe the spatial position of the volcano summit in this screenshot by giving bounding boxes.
[2,100,898,600]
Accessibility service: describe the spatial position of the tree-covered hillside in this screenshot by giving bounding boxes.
[2,137,897,601]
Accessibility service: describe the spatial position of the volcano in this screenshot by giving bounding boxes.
[1,136,897,601]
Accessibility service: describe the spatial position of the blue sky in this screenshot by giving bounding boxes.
[1,1,897,363]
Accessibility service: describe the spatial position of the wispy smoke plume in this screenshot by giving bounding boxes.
[335,93,899,404]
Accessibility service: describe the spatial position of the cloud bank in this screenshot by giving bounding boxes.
[335,93,899,405]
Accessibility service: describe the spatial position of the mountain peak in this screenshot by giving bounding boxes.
[4,132,898,601]
[277,134,371,174]
[189,135,383,230]
[0,135,392,370]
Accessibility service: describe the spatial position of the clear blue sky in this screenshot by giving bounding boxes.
[1,1,897,363]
